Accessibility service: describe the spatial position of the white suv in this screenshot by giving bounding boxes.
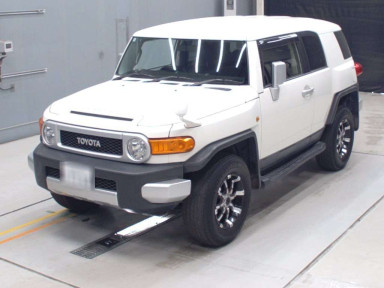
[29,16,362,247]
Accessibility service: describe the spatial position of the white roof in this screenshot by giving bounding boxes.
[134,16,340,41]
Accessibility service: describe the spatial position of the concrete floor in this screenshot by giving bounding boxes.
[1,92,383,288]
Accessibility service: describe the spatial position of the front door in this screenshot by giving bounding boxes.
[258,35,316,159]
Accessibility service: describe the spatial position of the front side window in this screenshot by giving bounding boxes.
[259,40,303,86]
[117,37,249,85]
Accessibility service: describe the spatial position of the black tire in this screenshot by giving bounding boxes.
[183,155,251,247]
[51,193,99,213]
[317,107,354,171]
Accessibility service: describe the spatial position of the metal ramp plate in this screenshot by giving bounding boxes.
[71,211,179,259]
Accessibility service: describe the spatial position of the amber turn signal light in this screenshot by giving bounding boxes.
[39,117,44,135]
[149,137,195,155]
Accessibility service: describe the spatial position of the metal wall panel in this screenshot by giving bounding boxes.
[236,0,256,15]
[0,0,232,143]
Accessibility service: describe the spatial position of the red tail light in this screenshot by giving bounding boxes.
[354,62,363,77]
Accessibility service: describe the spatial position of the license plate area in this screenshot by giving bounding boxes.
[60,162,93,190]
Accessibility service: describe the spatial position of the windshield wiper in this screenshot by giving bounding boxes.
[187,78,244,86]
[147,75,195,82]
[114,71,155,80]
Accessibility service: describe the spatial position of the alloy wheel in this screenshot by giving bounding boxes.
[215,174,245,229]
[336,118,352,160]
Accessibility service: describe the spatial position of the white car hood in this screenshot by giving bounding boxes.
[49,80,248,127]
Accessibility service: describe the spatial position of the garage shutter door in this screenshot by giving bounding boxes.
[265,0,384,93]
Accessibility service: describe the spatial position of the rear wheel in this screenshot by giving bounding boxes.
[51,193,99,213]
[317,107,354,171]
[183,155,251,247]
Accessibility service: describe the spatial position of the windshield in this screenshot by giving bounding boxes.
[116,37,249,85]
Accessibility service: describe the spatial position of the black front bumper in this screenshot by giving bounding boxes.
[33,144,184,214]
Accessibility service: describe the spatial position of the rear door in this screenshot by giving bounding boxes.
[299,32,332,133]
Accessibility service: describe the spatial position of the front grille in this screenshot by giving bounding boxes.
[60,130,123,155]
[95,177,117,191]
[46,167,60,179]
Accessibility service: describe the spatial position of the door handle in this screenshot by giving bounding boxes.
[302,85,314,98]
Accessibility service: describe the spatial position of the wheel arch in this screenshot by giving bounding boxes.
[326,84,360,131]
[183,130,261,188]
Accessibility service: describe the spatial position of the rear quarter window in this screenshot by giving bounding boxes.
[334,31,352,59]
[301,33,327,71]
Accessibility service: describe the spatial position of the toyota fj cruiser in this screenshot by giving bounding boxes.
[29,16,363,247]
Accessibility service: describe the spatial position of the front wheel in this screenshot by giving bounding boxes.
[183,155,251,247]
[317,107,355,171]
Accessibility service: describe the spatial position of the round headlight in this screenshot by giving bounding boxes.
[127,137,150,162]
[42,124,56,145]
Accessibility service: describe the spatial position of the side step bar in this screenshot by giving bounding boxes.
[261,142,326,185]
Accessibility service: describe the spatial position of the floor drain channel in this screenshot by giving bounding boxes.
[71,234,128,259]
[71,212,179,259]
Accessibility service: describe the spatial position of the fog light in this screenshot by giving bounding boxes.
[127,137,150,162]
[42,124,56,145]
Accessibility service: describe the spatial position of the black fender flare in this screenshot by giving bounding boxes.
[183,129,261,188]
[326,84,359,130]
